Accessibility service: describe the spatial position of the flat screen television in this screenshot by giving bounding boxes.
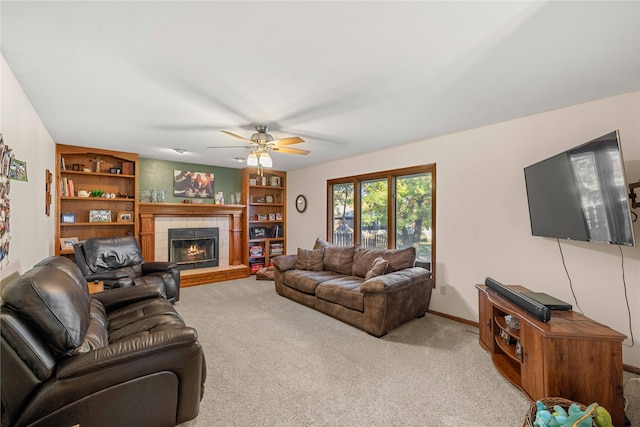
[524,130,636,246]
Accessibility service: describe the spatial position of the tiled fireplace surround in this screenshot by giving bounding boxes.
[138,203,249,286]
[155,217,228,266]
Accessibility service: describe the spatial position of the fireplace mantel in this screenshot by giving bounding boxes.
[139,202,245,268]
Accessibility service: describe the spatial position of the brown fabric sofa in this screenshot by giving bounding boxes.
[273,238,434,337]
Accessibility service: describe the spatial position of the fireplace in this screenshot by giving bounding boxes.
[169,228,219,270]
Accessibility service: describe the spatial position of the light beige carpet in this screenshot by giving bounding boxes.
[175,277,639,426]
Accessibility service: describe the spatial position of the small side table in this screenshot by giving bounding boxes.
[87,280,104,294]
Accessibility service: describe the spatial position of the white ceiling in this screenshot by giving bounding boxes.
[2,1,639,171]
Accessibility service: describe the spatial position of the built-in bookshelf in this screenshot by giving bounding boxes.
[55,144,139,256]
[241,168,286,273]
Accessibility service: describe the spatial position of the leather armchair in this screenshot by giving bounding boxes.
[1,256,205,427]
[73,235,180,303]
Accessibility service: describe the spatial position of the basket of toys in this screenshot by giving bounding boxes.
[523,397,612,427]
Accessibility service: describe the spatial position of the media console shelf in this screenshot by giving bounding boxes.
[476,284,625,426]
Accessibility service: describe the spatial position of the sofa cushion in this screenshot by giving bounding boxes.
[322,245,356,275]
[1,265,91,358]
[295,248,324,271]
[281,270,342,295]
[315,276,365,312]
[352,247,416,277]
[365,257,389,280]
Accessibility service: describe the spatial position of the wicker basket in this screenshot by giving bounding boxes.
[523,397,590,427]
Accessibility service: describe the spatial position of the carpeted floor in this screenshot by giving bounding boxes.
[175,277,640,426]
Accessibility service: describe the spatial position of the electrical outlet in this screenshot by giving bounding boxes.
[440,285,446,295]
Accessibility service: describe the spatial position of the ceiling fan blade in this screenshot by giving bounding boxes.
[207,145,252,149]
[221,131,253,143]
[274,146,310,156]
[272,136,305,146]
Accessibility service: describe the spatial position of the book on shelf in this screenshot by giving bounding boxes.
[268,225,284,238]
[250,245,264,256]
[250,262,264,273]
[270,242,284,255]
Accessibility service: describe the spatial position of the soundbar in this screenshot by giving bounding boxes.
[484,277,551,322]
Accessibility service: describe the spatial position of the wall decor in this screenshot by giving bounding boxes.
[173,170,214,198]
[8,158,28,181]
[45,169,52,216]
[0,134,13,266]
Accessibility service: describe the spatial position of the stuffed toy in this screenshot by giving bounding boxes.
[533,400,612,427]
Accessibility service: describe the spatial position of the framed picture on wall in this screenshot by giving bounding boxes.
[173,170,214,198]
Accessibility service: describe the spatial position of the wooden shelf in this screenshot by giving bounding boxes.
[61,197,134,202]
[242,168,286,273]
[55,144,139,256]
[61,222,135,227]
[476,284,626,426]
[61,170,135,179]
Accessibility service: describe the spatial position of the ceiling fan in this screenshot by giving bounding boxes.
[209,125,309,169]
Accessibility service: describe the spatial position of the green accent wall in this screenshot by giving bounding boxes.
[139,158,242,204]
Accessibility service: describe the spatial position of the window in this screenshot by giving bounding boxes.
[327,164,436,273]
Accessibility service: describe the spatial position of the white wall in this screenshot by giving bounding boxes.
[287,92,640,367]
[0,55,56,286]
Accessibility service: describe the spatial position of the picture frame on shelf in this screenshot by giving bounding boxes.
[110,167,121,174]
[269,213,275,221]
[61,213,76,223]
[257,214,267,221]
[276,212,283,220]
[250,226,268,239]
[269,176,280,187]
[89,209,111,223]
[117,211,133,222]
[255,196,265,203]
[265,194,274,204]
[250,178,257,186]
[59,236,79,250]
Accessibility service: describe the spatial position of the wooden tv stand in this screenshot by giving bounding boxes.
[476,284,625,425]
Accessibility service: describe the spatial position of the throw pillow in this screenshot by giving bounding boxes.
[313,237,331,250]
[365,257,389,280]
[322,245,356,275]
[295,248,324,271]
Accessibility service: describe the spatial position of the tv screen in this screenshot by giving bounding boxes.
[524,130,636,246]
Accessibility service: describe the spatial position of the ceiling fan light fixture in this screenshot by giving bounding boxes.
[259,151,273,168]
[247,151,258,166]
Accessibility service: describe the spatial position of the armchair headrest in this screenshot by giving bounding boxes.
[1,265,91,358]
[81,235,144,273]
[34,256,89,294]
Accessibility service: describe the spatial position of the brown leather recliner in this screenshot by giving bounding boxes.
[0,256,205,427]
[73,235,181,303]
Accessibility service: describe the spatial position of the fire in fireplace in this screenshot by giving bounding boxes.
[169,228,219,270]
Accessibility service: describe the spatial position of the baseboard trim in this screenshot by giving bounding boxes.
[428,309,640,374]
[428,309,478,328]
[624,364,640,375]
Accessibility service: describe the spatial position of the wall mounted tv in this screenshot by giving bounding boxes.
[524,130,636,246]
